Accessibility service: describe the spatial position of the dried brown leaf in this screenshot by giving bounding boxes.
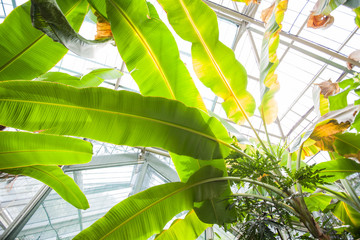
[261,2,275,24]
[307,13,334,29]
[95,22,113,40]
[94,12,113,40]
[310,120,351,141]
[314,80,340,98]
[347,50,360,70]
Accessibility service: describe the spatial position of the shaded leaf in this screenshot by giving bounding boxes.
[313,158,360,181]
[343,0,360,9]
[154,210,210,240]
[259,0,288,124]
[106,0,206,111]
[304,193,333,212]
[0,81,231,160]
[87,0,107,19]
[0,131,92,169]
[330,133,360,160]
[3,165,89,209]
[74,166,230,239]
[333,201,360,228]
[194,198,237,225]
[31,0,110,58]
[37,68,122,87]
[0,0,88,81]
[157,0,256,124]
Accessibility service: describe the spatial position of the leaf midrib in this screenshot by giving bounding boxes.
[0,0,82,73]
[178,0,249,120]
[100,177,225,239]
[107,0,176,99]
[29,165,85,208]
[0,98,229,149]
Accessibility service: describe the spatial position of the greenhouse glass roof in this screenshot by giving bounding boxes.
[0,0,359,239]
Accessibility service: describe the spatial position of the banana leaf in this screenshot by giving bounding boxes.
[0,131,92,169]
[259,0,288,124]
[157,0,255,125]
[332,201,360,232]
[0,0,88,81]
[312,0,347,15]
[313,158,360,181]
[3,165,89,209]
[154,210,210,240]
[355,6,360,27]
[344,0,360,9]
[304,193,332,212]
[37,68,122,87]
[106,0,206,110]
[329,75,360,111]
[0,81,231,160]
[106,0,233,226]
[87,0,107,18]
[290,105,358,153]
[31,0,110,58]
[74,166,229,239]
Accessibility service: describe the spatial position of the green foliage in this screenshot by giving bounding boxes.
[3,165,89,209]
[0,131,92,169]
[1,0,360,239]
[37,68,122,87]
[74,166,231,239]
[227,149,331,191]
[106,0,206,110]
[329,75,360,131]
[0,0,88,80]
[154,210,210,240]
[31,0,110,58]
[157,0,255,125]
[0,80,231,160]
[0,131,92,209]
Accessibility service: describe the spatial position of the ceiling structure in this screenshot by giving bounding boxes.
[0,0,359,239]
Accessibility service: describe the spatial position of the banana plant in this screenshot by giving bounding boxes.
[1,0,360,239]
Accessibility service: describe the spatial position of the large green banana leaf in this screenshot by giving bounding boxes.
[154,210,210,240]
[0,131,92,169]
[259,0,287,124]
[157,0,255,125]
[313,158,360,181]
[74,166,228,239]
[0,0,88,81]
[106,0,206,110]
[37,68,122,87]
[0,81,231,160]
[3,165,89,209]
[31,0,110,58]
[332,201,360,232]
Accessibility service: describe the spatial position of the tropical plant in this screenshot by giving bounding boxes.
[1,0,360,239]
